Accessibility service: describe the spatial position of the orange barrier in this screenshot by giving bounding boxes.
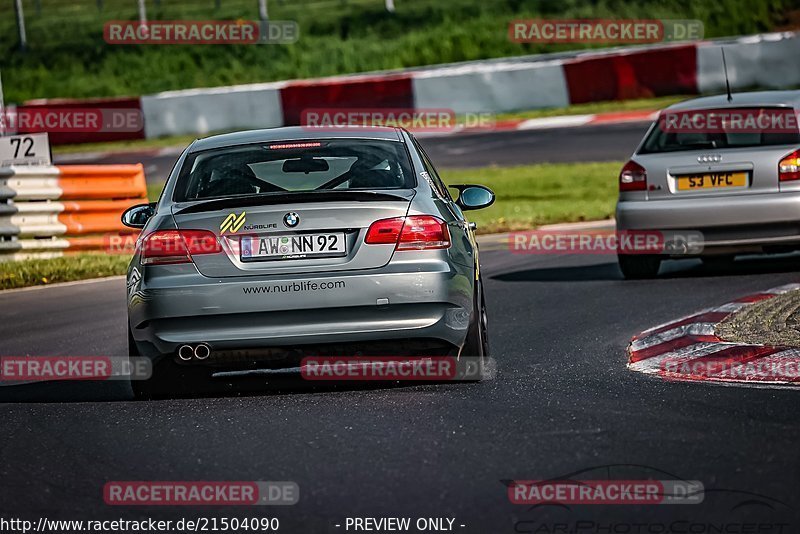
[59,199,144,235]
[57,164,147,200]
[1,164,149,260]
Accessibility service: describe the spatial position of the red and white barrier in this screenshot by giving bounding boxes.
[412,60,569,114]
[140,82,285,139]
[22,31,800,143]
[697,32,800,93]
[15,97,146,145]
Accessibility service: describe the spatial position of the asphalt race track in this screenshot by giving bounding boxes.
[4,124,800,530]
[54,122,652,182]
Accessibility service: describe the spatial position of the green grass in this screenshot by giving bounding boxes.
[52,133,204,155]
[147,182,165,202]
[1,0,793,102]
[0,254,129,290]
[442,162,622,234]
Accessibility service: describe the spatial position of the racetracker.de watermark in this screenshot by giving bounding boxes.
[509,230,704,255]
[0,108,143,134]
[103,481,299,506]
[662,357,800,380]
[508,480,704,505]
[300,108,496,133]
[104,20,299,44]
[0,356,151,382]
[658,108,800,134]
[301,356,490,381]
[509,19,703,43]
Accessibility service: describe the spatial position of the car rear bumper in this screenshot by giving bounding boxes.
[616,192,800,250]
[128,260,474,361]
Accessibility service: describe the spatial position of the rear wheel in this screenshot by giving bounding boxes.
[127,324,140,357]
[618,254,661,280]
[461,277,489,380]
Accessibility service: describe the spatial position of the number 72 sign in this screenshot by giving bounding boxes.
[0,133,51,166]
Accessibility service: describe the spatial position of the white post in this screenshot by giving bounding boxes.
[258,0,268,21]
[385,0,395,13]
[0,71,5,137]
[138,0,147,23]
[14,0,27,51]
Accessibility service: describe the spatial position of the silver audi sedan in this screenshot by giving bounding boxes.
[122,127,494,398]
[616,91,800,279]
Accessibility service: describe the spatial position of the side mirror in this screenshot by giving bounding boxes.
[121,203,156,229]
[451,184,495,211]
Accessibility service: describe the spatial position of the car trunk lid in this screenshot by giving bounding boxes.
[171,190,414,277]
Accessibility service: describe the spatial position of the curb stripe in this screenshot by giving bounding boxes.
[635,312,729,339]
[629,342,730,374]
[627,284,800,386]
[629,322,717,352]
[629,334,719,363]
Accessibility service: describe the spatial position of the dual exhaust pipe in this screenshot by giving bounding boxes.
[178,344,211,361]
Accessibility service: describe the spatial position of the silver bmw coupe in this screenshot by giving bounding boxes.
[122,127,494,397]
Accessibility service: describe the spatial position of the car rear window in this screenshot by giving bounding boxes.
[639,107,800,154]
[173,139,415,202]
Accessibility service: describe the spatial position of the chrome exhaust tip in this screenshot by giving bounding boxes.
[194,344,211,360]
[178,345,194,361]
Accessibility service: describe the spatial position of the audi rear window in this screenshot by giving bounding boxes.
[173,139,415,202]
[639,107,800,154]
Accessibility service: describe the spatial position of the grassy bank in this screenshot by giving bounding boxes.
[0,160,621,290]
[1,0,793,102]
[442,162,620,234]
[0,254,129,291]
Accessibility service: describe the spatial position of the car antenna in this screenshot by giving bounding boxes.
[721,47,733,102]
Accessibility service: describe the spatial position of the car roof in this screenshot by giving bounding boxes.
[189,126,404,152]
[665,90,800,111]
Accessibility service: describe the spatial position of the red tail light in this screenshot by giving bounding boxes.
[396,216,451,250]
[365,216,450,250]
[364,217,405,245]
[619,160,647,192]
[779,150,800,182]
[141,230,221,265]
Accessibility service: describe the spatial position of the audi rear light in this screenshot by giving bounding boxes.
[619,160,647,192]
[365,216,450,250]
[141,230,221,265]
[779,150,800,182]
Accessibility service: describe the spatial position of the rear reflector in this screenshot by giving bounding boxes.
[141,230,221,265]
[619,160,647,192]
[365,216,450,250]
[779,150,800,182]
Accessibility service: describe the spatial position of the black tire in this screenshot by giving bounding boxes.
[617,254,661,280]
[127,324,140,357]
[461,277,489,380]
